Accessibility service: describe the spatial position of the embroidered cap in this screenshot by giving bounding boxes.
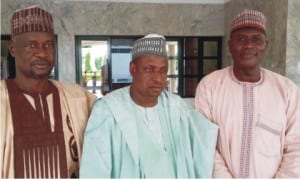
[132,34,167,60]
[231,9,266,34]
[11,5,54,38]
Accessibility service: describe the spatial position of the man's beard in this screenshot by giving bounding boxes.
[23,67,53,79]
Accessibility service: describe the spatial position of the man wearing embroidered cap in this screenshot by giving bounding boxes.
[0,5,96,178]
[195,9,300,178]
[80,34,218,178]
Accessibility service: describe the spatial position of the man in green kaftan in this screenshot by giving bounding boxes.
[80,34,218,178]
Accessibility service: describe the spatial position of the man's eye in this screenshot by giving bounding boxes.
[44,43,54,49]
[26,43,36,48]
[160,68,168,74]
[252,37,264,44]
[144,67,153,73]
[237,37,246,43]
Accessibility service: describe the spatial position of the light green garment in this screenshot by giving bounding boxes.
[80,86,218,178]
[134,101,175,178]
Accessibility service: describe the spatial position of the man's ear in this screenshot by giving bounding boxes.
[8,40,16,58]
[129,61,136,76]
[228,38,233,54]
[264,38,269,49]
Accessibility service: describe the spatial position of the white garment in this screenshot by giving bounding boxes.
[134,103,164,148]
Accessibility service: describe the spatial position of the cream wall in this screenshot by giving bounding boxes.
[1,0,224,82]
[1,0,299,86]
[287,0,300,85]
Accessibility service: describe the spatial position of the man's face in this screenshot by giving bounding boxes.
[130,55,168,99]
[229,28,268,69]
[9,32,55,80]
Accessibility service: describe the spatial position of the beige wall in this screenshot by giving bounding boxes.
[1,0,299,86]
[1,0,224,82]
[287,0,300,85]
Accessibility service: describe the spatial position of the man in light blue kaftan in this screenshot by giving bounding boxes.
[80,34,218,178]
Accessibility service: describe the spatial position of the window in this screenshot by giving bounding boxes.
[111,38,136,90]
[76,36,141,98]
[1,36,14,79]
[76,37,109,97]
[1,35,59,80]
[166,39,180,94]
[182,37,222,97]
[76,36,222,97]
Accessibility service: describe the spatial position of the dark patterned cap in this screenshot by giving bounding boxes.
[231,9,266,34]
[132,34,167,60]
[11,5,54,38]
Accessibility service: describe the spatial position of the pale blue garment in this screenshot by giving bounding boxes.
[80,86,218,178]
[134,101,176,178]
[135,104,164,148]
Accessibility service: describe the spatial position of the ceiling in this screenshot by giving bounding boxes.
[61,0,230,4]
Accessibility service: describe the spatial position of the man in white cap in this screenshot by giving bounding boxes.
[0,5,96,178]
[195,9,300,178]
[80,34,218,178]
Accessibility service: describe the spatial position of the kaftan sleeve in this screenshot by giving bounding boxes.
[187,109,218,178]
[195,77,213,120]
[275,84,300,177]
[0,81,14,178]
[84,90,97,113]
[195,77,233,178]
[0,81,6,178]
[79,100,114,178]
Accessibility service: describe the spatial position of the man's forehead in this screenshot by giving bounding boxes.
[232,28,266,36]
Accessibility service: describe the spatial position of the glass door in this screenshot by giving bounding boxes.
[76,37,109,97]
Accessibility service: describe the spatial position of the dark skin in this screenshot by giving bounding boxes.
[229,28,268,82]
[129,55,168,107]
[8,32,55,93]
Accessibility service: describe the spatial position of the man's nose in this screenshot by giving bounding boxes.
[152,71,164,83]
[243,39,255,48]
[33,46,48,58]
